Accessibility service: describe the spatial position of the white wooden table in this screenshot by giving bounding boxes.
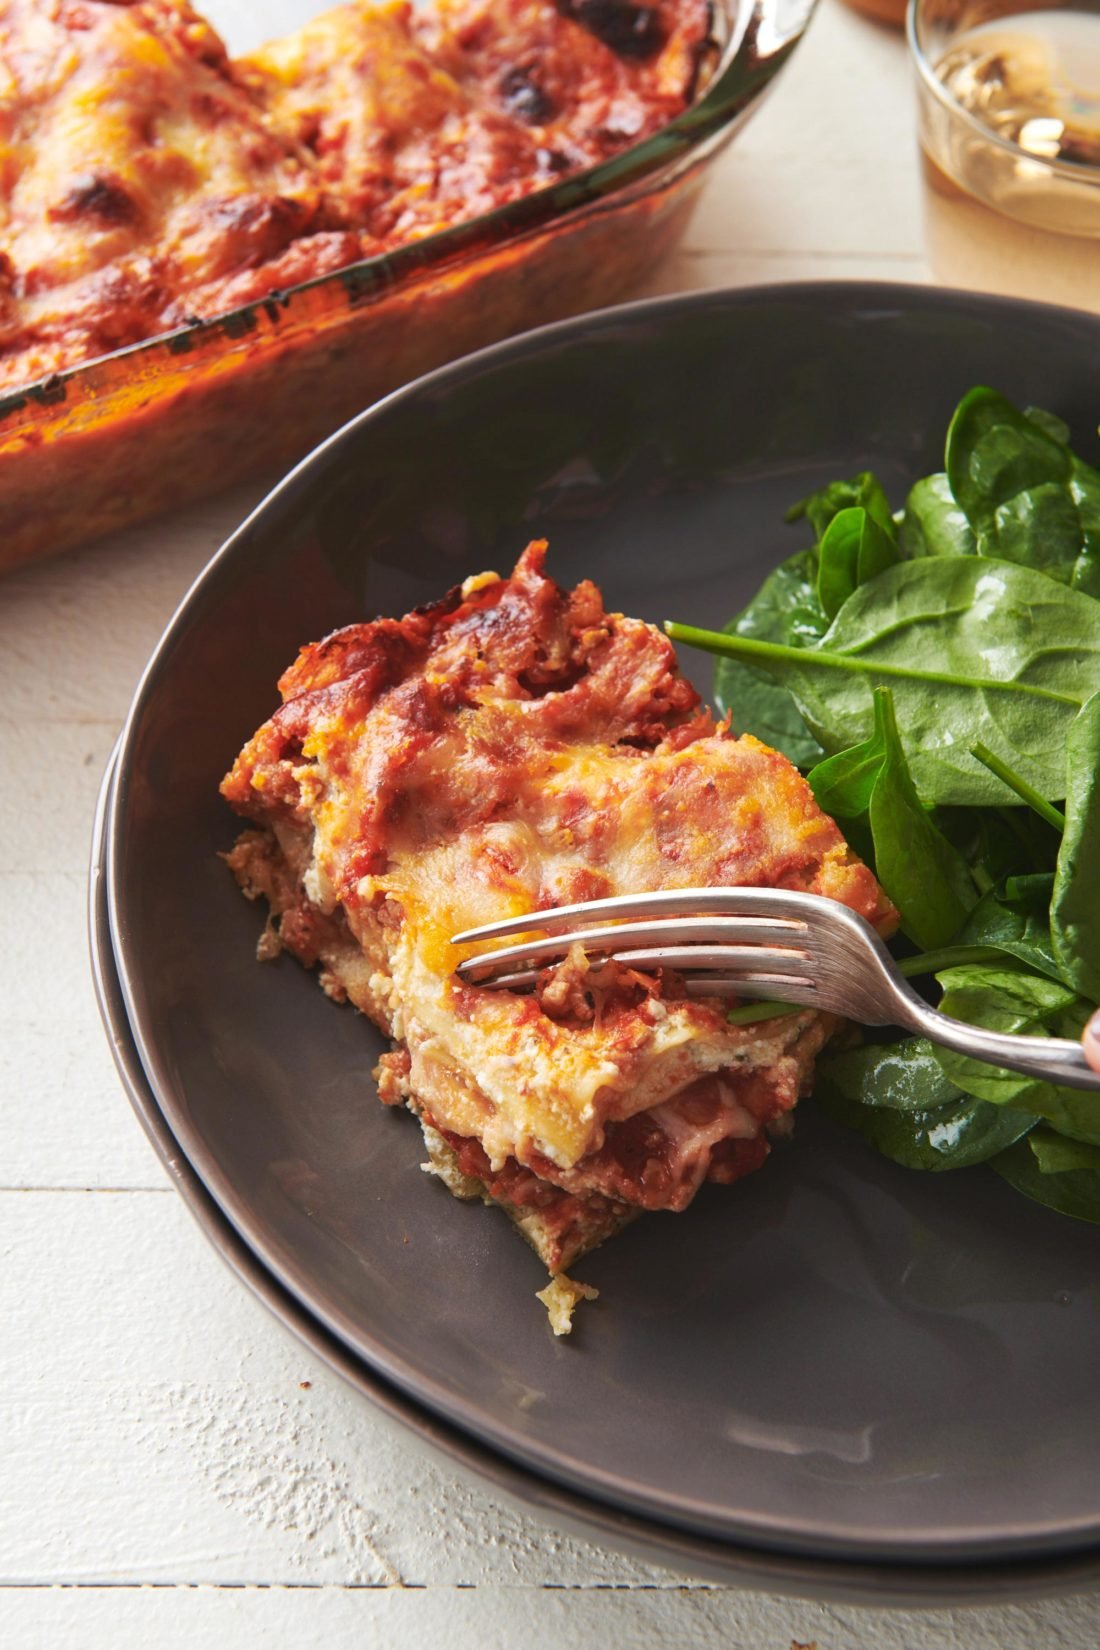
[5,3,1099,1644]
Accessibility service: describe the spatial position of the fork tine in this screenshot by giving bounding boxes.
[450,886,811,946]
[598,946,816,979]
[469,967,818,1003]
[454,917,810,980]
[458,940,814,985]
[680,977,815,1002]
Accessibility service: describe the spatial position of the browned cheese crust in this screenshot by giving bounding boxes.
[0,0,713,390]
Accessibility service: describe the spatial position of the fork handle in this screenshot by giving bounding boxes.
[900,997,1100,1093]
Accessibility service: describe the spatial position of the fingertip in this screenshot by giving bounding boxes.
[1085,1008,1100,1076]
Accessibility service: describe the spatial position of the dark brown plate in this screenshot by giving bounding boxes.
[91,745,1100,1604]
[103,283,1100,1577]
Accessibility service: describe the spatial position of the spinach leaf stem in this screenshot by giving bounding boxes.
[664,622,1082,706]
[726,1000,798,1025]
[971,743,1067,832]
[897,945,1003,978]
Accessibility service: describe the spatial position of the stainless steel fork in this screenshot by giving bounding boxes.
[453,887,1100,1092]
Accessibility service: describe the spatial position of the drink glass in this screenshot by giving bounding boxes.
[909,0,1100,310]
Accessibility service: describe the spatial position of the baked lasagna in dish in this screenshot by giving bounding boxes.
[222,545,897,1320]
[0,0,714,391]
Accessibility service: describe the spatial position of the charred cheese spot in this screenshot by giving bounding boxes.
[554,1,665,60]
[48,172,143,227]
[498,64,557,123]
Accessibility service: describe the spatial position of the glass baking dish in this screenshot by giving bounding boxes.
[0,0,815,569]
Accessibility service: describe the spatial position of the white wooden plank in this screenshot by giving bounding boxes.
[0,878,91,1025]
[0,478,272,729]
[0,1017,160,1191]
[5,1581,1099,1650]
[0,870,166,1189]
[0,724,116,876]
[2,1185,1097,1650]
[0,1189,686,1588]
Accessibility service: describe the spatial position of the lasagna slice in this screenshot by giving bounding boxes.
[222,544,896,1287]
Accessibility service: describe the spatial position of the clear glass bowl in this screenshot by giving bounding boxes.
[0,0,816,570]
[909,0,1100,308]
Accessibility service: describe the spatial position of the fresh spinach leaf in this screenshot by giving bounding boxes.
[822,1036,963,1112]
[956,876,1066,985]
[669,557,1100,806]
[1030,1132,1100,1175]
[985,482,1084,582]
[945,387,1100,588]
[807,689,975,946]
[936,963,1078,1047]
[807,725,883,819]
[818,1044,1036,1170]
[990,1131,1100,1224]
[897,473,975,559]
[870,690,976,948]
[1051,692,1100,1004]
[786,471,894,542]
[688,387,1100,1223]
[934,965,1100,1143]
[712,549,825,769]
[940,806,1059,886]
[946,386,1071,544]
[817,506,900,620]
